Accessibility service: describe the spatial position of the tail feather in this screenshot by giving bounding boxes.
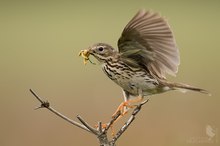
[167,82,211,96]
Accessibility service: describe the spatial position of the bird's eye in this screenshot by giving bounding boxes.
[98,47,104,52]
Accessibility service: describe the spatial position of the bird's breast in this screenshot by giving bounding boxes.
[102,63,160,96]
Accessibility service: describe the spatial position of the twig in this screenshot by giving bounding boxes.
[111,100,149,145]
[30,89,92,134]
[30,89,149,146]
[98,121,102,133]
[103,111,121,133]
[77,115,98,135]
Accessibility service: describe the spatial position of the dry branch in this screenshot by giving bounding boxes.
[30,89,149,146]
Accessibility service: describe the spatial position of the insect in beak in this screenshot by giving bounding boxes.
[79,49,90,65]
[78,49,96,65]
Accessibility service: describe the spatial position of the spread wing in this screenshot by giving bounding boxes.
[118,10,180,79]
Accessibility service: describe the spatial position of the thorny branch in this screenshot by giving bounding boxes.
[30,89,149,146]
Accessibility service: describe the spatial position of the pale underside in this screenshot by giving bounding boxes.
[101,60,170,101]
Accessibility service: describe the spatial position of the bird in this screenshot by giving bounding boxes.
[79,10,209,118]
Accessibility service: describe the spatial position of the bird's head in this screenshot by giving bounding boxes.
[79,43,116,64]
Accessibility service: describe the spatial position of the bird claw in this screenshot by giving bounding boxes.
[112,101,134,118]
[112,96,143,118]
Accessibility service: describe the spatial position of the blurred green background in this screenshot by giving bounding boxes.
[0,0,219,146]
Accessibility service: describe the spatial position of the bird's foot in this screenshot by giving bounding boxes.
[112,101,134,118]
[112,96,143,119]
[97,97,143,136]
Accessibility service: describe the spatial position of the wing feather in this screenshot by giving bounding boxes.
[118,10,180,79]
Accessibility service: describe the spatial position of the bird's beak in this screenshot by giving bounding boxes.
[78,48,92,65]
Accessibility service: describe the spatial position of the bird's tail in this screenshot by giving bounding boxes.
[165,82,211,95]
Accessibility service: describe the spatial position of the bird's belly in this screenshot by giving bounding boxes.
[102,65,160,96]
[115,74,158,96]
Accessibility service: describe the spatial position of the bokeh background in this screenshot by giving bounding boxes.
[0,0,219,146]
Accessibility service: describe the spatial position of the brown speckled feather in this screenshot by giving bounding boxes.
[118,10,180,79]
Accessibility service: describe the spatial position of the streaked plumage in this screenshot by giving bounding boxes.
[79,10,209,106]
[118,10,179,79]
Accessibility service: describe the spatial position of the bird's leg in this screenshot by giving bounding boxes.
[98,90,144,136]
[112,96,143,118]
[106,95,143,136]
